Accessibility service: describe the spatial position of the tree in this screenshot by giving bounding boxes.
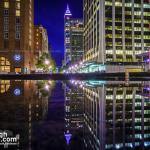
[36,53,56,73]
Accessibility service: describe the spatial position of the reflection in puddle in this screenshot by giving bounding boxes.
[0,80,150,149]
[81,81,150,150]
[0,80,53,149]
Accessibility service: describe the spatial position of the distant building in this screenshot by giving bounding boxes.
[34,25,49,60]
[0,0,34,73]
[82,0,150,73]
[64,5,83,66]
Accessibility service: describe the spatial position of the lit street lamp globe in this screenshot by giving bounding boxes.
[45,60,50,65]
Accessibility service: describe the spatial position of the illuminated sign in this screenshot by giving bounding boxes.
[14,54,21,62]
[14,88,21,96]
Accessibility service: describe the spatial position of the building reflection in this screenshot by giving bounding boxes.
[1,80,150,150]
[0,80,52,149]
[64,83,84,145]
[71,81,150,150]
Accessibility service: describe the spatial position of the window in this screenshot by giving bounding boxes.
[16,2,20,9]
[4,32,9,39]
[0,57,10,73]
[4,15,9,39]
[4,9,9,16]
[15,68,21,73]
[16,17,20,40]
[4,2,9,8]
[4,25,9,31]
[16,25,20,32]
[4,17,9,24]
[16,17,20,24]
[0,80,10,94]
[16,10,20,16]
[16,33,20,39]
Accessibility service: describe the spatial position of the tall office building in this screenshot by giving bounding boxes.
[0,0,34,73]
[83,0,150,72]
[64,5,83,66]
[34,25,49,59]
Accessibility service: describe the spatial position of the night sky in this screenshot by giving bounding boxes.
[34,0,83,67]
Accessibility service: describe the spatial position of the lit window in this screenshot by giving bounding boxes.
[16,2,20,9]
[0,57,10,73]
[29,41,31,46]
[0,80,10,94]
[4,2,9,8]
[6,60,10,65]
[16,10,20,16]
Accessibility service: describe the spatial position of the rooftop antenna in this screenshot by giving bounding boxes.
[64,4,72,16]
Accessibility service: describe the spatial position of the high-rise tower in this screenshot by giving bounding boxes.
[64,5,83,66]
[64,5,72,66]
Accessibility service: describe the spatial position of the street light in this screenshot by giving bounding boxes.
[49,65,52,69]
[45,59,50,65]
[44,84,49,90]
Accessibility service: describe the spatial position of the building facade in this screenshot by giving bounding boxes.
[0,0,34,73]
[34,25,49,60]
[64,5,83,66]
[83,0,150,72]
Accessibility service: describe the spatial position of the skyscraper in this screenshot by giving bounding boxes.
[0,0,34,73]
[64,5,83,66]
[83,0,150,72]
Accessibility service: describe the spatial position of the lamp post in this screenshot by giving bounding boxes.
[45,60,50,65]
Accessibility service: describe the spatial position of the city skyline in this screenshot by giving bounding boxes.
[35,0,83,66]
[0,1,150,150]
